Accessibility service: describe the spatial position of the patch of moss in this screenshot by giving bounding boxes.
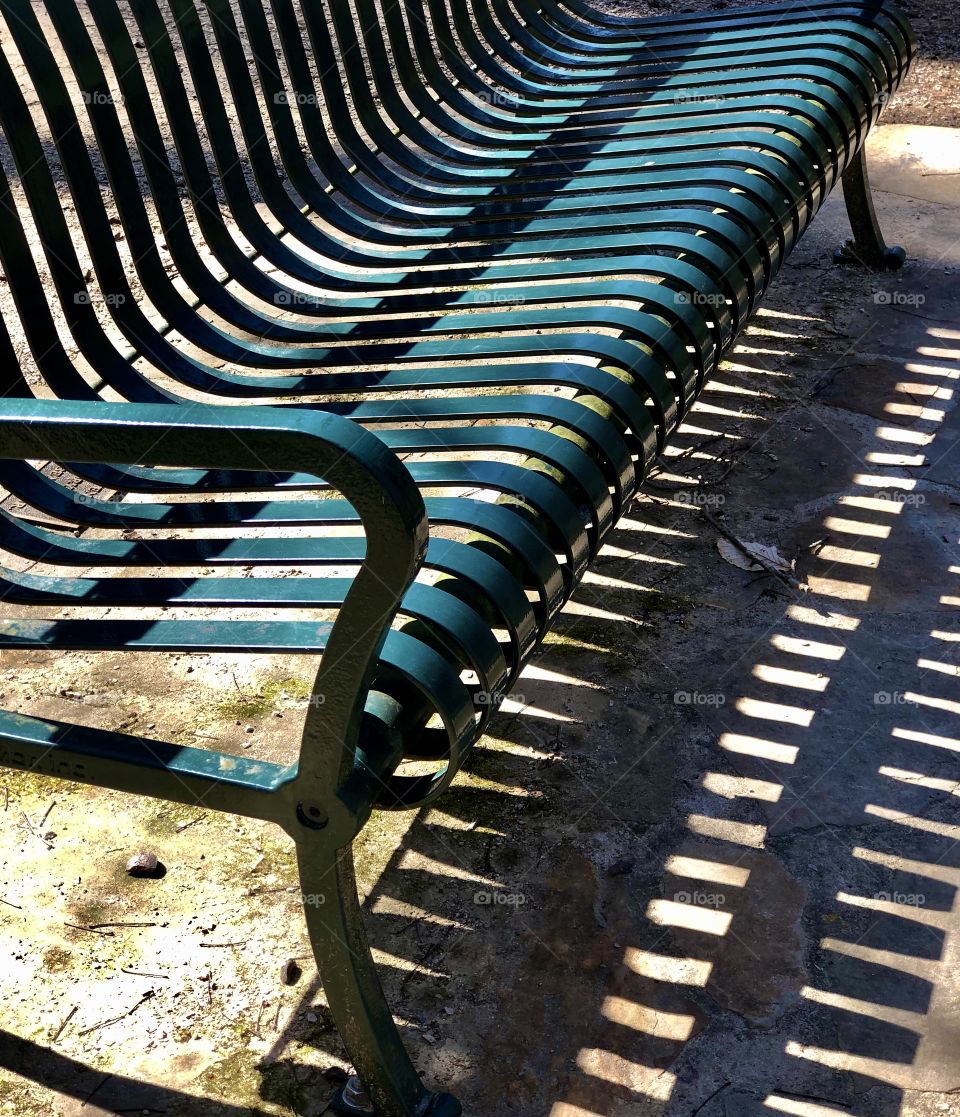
[635,588,695,614]
[41,946,72,972]
[143,801,204,837]
[199,1050,262,1103]
[2,768,85,806]
[258,1058,309,1111]
[214,692,275,721]
[541,630,608,656]
[544,620,638,671]
[214,674,313,722]
[351,809,411,891]
[0,1076,42,1117]
[67,896,111,927]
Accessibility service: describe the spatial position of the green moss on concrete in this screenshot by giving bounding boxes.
[198,1049,263,1103]
[258,1058,314,1112]
[41,946,72,972]
[143,801,206,837]
[214,675,313,722]
[67,896,112,927]
[352,808,412,892]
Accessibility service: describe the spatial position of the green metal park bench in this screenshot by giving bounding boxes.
[0,0,912,1111]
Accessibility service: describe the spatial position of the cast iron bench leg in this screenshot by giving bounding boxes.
[297,834,462,1117]
[835,146,906,271]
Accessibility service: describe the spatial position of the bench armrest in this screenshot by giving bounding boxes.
[0,398,428,834]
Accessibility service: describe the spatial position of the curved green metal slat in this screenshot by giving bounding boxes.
[0,0,913,799]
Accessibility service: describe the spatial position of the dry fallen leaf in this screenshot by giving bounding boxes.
[717,537,795,574]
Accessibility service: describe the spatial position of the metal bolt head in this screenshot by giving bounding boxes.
[340,1076,374,1113]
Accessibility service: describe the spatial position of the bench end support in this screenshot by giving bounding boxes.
[834,146,906,271]
[297,836,462,1117]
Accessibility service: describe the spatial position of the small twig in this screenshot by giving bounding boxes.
[198,940,247,948]
[709,451,751,488]
[88,922,157,930]
[120,968,169,979]
[78,990,155,1036]
[64,922,115,937]
[0,897,22,910]
[394,915,425,936]
[18,811,52,849]
[3,786,8,811]
[175,815,205,832]
[748,580,792,600]
[80,1071,113,1106]
[401,941,444,995]
[51,1006,78,1042]
[700,506,805,592]
[693,1081,731,1116]
[885,305,956,325]
[39,800,56,828]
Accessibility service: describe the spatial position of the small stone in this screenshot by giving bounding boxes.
[244,726,255,734]
[422,1031,437,1045]
[127,851,160,877]
[280,959,301,986]
[306,1012,318,1024]
[43,831,56,841]
[607,858,634,877]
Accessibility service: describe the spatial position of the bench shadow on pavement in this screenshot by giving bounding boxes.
[283,289,958,1117]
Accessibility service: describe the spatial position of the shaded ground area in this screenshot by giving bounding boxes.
[602,0,960,129]
[0,125,959,1117]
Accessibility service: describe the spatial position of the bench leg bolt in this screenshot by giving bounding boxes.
[331,1075,375,1115]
